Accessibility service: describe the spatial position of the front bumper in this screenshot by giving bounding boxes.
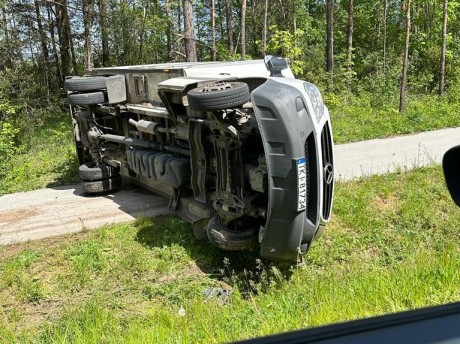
[252,78,334,261]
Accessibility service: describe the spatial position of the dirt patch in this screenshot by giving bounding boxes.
[18,298,65,331]
[372,194,400,211]
[0,207,39,226]
[361,245,381,261]
[158,262,206,283]
[0,231,93,262]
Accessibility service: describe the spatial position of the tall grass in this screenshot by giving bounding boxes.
[327,93,460,143]
[0,114,79,195]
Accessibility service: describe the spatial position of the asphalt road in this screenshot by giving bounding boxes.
[0,185,169,245]
[1,127,459,246]
[334,127,460,180]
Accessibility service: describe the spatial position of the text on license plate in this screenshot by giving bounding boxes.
[297,158,307,211]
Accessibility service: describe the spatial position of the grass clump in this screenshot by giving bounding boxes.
[327,93,460,143]
[0,166,459,343]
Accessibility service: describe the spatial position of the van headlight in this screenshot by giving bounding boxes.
[303,82,324,123]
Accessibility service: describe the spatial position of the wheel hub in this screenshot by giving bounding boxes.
[201,81,232,92]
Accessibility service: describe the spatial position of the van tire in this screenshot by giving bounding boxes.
[206,216,258,251]
[187,82,250,111]
[82,176,122,194]
[79,163,119,181]
[65,76,107,92]
[68,91,107,106]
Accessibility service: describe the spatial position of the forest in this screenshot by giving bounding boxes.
[1,0,460,187]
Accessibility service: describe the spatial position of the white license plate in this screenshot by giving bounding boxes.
[297,158,307,211]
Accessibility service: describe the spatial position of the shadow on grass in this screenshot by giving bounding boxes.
[46,154,80,188]
[135,216,294,295]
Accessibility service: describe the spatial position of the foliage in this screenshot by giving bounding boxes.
[0,116,20,180]
[265,27,306,76]
[0,62,76,194]
[0,115,79,195]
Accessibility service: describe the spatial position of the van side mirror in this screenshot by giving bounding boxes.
[264,55,288,77]
[443,145,460,207]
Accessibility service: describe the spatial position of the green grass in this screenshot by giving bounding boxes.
[0,115,79,195]
[327,93,460,143]
[0,166,459,343]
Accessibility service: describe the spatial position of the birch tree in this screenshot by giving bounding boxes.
[399,0,411,112]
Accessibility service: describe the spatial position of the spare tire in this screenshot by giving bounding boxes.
[82,175,122,194]
[207,216,258,251]
[79,163,119,181]
[68,91,107,106]
[187,81,250,111]
[65,76,107,92]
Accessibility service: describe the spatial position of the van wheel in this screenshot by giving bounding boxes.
[206,216,258,251]
[79,163,119,181]
[82,175,122,194]
[187,81,250,111]
[65,76,107,92]
[68,91,107,106]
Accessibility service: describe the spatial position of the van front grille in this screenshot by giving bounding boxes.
[305,133,317,223]
[321,124,333,220]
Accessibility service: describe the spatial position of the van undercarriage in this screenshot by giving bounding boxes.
[66,58,334,261]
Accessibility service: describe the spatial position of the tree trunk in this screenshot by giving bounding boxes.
[346,0,354,92]
[250,0,259,58]
[55,0,71,78]
[34,0,49,62]
[225,0,234,54]
[326,0,334,85]
[166,0,173,60]
[83,0,94,71]
[120,0,129,65]
[182,0,197,62]
[399,0,407,29]
[196,4,202,60]
[26,23,35,65]
[383,0,388,76]
[138,2,147,61]
[70,29,78,74]
[2,4,12,69]
[439,0,448,97]
[97,0,109,66]
[241,0,247,60]
[177,0,182,35]
[399,0,411,113]
[34,0,50,89]
[262,0,268,55]
[1,6,8,44]
[211,0,216,61]
[9,7,23,63]
[217,0,224,47]
[47,3,62,88]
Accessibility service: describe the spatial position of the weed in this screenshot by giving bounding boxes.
[220,257,291,297]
